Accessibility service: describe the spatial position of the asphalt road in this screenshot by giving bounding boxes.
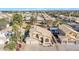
[21,44,79,51]
[0,43,79,51]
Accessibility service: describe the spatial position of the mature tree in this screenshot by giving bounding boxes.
[12,13,24,41]
[12,23,19,32]
[13,13,23,27]
[30,16,37,25]
[6,34,17,50]
[25,24,31,32]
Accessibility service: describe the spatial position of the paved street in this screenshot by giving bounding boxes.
[21,44,79,51]
[0,43,79,51]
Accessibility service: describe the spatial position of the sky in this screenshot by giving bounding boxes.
[0,0,79,8]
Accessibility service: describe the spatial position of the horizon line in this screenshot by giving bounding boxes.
[0,8,79,11]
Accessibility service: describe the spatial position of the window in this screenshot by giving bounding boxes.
[36,34,39,38]
[45,38,49,42]
[40,37,43,43]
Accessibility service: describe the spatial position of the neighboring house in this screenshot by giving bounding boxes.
[36,16,44,23]
[75,18,79,23]
[59,24,79,44]
[24,13,32,23]
[41,13,54,27]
